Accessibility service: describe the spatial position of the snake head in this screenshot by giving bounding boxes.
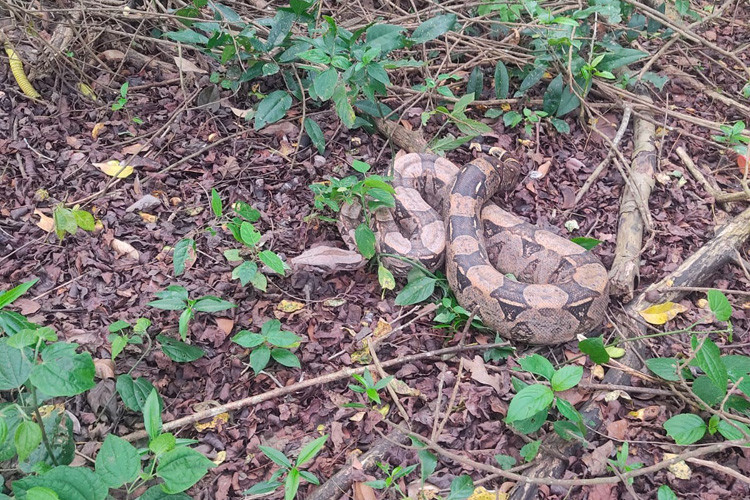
[483,152,521,193]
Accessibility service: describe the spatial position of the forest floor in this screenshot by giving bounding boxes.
[2,0,750,499]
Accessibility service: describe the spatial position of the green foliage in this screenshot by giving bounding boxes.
[309,159,395,261]
[148,285,235,340]
[111,81,129,111]
[365,461,418,498]
[606,442,643,484]
[506,356,585,439]
[52,205,95,240]
[0,279,39,336]
[712,120,750,156]
[244,435,328,500]
[163,1,457,143]
[232,319,302,374]
[107,318,148,361]
[348,370,393,405]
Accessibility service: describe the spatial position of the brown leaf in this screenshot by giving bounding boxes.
[291,245,365,274]
[215,317,235,335]
[12,298,41,315]
[94,358,116,379]
[111,239,139,260]
[353,482,378,500]
[464,355,502,393]
[173,56,207,74]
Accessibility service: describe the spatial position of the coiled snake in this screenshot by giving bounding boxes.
[340,152,609,344]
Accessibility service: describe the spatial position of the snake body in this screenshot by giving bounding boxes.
[340,152,609,344]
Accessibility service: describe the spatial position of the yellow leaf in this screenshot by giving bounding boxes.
[592,364,605,380]
[469,487,508,500]
[638,302,688,325]
[277,300,305,313]
[500,103,511,111]
[376,403,389,417]
[605,346,626,358]
[664,453,692,480]
[93,160,134,178]
[139,212,157,223]
[193,412,229,432]
[696,298,708,309]
[351,339,372,365]
[349,411,365,422]
[372,318,392,339]
[78,83,98,101]
[91,122,106,139]
[212,450,227,466]
[323,298,346,307]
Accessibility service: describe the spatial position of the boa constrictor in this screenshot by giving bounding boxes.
[339,152,609,344]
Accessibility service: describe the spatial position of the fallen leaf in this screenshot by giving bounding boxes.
[94,359,115,379]
[11,298,41,315]
[93,160,134,178]
[664,453,692,479]
[212,450,227,466]
[464,355,502,393]
[349,411,365,422]
[215,317,234,335]
[389,378,420,397]
[372,318,392,338]
[78,83,98,101]
[100,49,126,61]
[173,55,206,74]
[592,364,605,379]
[121,143,149,155]
[91,122,106,139]
[139,212,158,223]
[194,412,230,432]
[323,298,346,307]
[111,239,139,260]
[291,245,365,274]
[629,405,660,421]
[639,302,688,325]
[277,300,305,313]
[353,482,378,500]
[35,210,55,232]
[230,107,253,119]
[126,194,161,213]
[469,487,507,500]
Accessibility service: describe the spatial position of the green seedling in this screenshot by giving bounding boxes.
[348,370,393,406]
[107,318,149,361]
[148,285,235,340]
[232,319,302,374]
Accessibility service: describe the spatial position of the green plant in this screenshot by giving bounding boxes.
[504,354,586,440]
[712,121,750,165]
[232,319,302,374]
[148,285,235,340]
[365,461,418,499]
[52,204,95,240]
[107,318,149,361]
[111,81,129,111]
[348,370,393,406]
[422,93,493,153]
[0,279,39,336]
[244,435,328,500]
[606,442,643,485]
[175,191,288,292]
[309,159,396,287]
[162,1,456,138]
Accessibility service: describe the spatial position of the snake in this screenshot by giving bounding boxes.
[339,152,609,344]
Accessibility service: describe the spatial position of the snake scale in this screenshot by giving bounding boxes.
[339,152,609,344]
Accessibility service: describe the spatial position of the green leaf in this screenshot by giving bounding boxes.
[53,206,77,238]
[517,354,555,381]
[149,432,176,456]
[494,61,509,99]
[148,286,188,310]
[707,289,732,321]
[259,250,287,275]
[249,345,271,374]
[692,376,724,407]
[314,68,338,101]
[285,467,300,500]
[378,264,395,291]
[352,160,371,173]
[410,14,457,44]
[26,487,59,500]
[517,66,546,95]
[716,418,750,441]
[233,260,258,286]
[213,3,243,23]
[410,437,437,483]
[554,420,586,442]
[156,447,214,494]
[11,466,108,500]
[556,84,581,117]
[107,320,130,333]
[164,29,209,44]
[466,68,484,99]
[232,331,266,348]
[296,49,331,64]
[549,117,570,134]
[143,389,162,441]
[395,276,436,306]
[178,308,193,340]
[446,475,474,500]
[578,336,609,364]
[137,486,191,499]
[503,111,523,128]
[210,188,223,218]
[658,485,679,500]
[664,413,706,445]
[597,48,648,72]
[259,445,292,468]
[551,365,583,392]
[365,24,405,55]
[157,335,205,363]
[172,238,195,277]
[691,335,727,398]
[304,118,325,154]
[251,271,268,292]
[520,439,541,462]
[542,74,563,115]
[354,223,376,259]
[266,328,300,348]
[494,454,517,470]
[193,296,236,312]
[646,357,681,381]
[15,421,42,462]
[332,84,355,128]
[506,384,554,423]
[556,398,584,430]
[571,237,602,250]
[0,278,38,309]
[271,349,301,368]
[116,374,158,412]
[0,340,32,390]
[95,434,140,488]
[265,10,295,49]
[72,210,95,231]
[30,342,95,397]
[296,435,328,467]
[243,481,282,495]
[255,90,292,130]
[109,335,127,361]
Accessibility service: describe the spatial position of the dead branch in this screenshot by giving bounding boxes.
[677,146,750,204]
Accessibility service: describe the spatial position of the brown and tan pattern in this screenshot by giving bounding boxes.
[340,152,609,344]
